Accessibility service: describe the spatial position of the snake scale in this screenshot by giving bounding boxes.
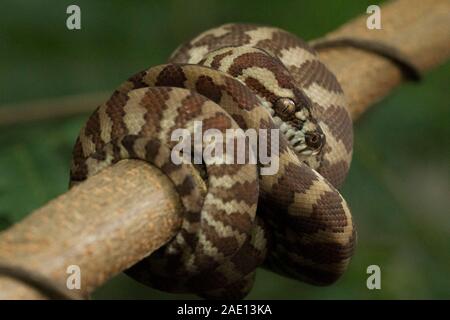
[70,24,356,299]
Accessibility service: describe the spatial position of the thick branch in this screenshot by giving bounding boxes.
[0,161,182,299]
[0,0,449,299]
[315,0,450,119]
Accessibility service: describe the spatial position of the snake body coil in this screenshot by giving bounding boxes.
[71,24,356,299]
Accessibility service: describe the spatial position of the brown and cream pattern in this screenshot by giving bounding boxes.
[71,23,356,299]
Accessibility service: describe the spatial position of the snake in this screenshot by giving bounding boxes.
[70,23,356,299]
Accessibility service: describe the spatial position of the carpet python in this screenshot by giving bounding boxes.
[70,23,356,299]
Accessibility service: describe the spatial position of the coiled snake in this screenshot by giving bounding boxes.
[70,24,356,299]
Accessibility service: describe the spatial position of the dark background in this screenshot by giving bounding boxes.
[0,0,449,299]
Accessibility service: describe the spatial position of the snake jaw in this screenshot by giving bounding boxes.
[265,108,325,156]
[264,89,325,157]
[267,100,325,156]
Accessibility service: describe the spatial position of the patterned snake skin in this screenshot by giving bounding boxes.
[70,23,356,299]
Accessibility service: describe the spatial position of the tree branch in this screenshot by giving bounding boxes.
[0,92,110,127]
[0,0,449,299]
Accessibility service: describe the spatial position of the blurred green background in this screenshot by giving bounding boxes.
[0,0,449,299]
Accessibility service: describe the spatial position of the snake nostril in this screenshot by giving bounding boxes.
[305,132,324,150]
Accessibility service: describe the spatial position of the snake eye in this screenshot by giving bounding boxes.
[305,132,325,152]
[274,98,296,117]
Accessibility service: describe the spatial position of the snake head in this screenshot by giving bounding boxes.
[198,44,325,156]
[271,92,325,156]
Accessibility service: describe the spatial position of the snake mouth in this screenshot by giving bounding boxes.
[280,120,324,155]
[261,100,325,155]
[284,130,324,155]
[279,126,325,155]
